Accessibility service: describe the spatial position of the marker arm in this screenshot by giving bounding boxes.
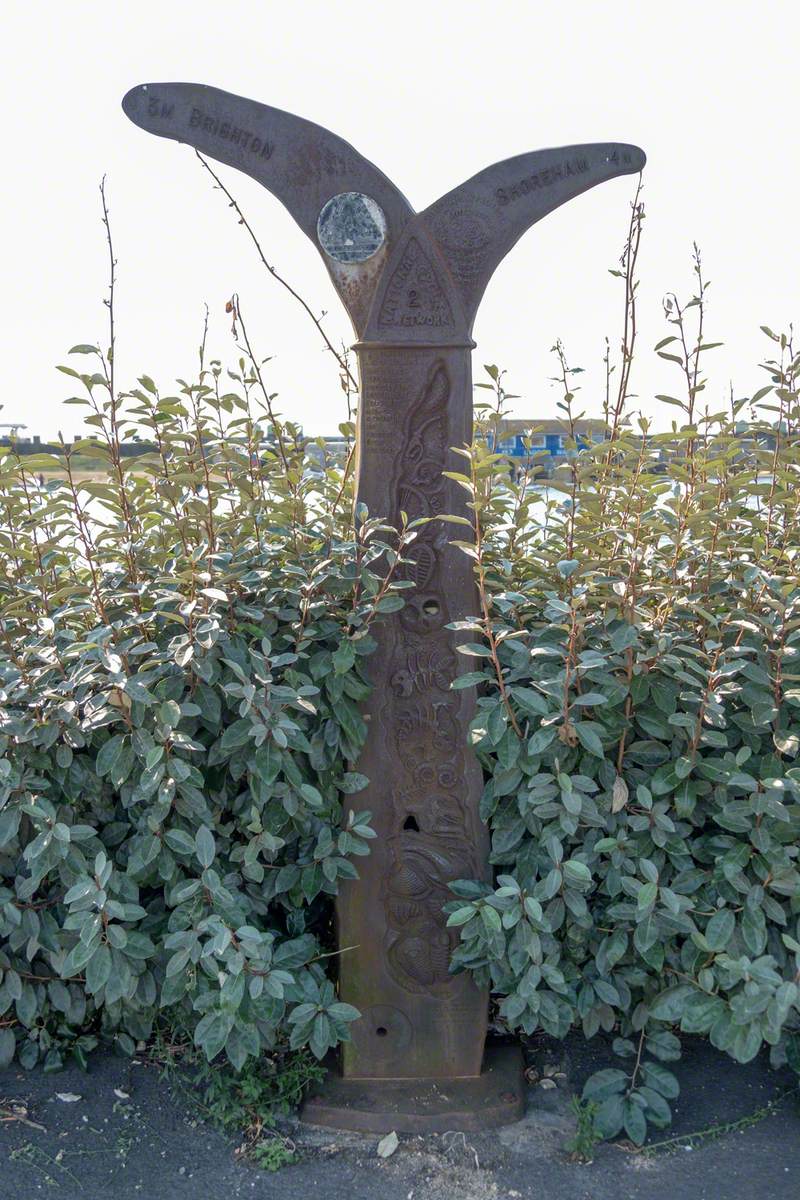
[423,142,645,325]
[122,82,414,248]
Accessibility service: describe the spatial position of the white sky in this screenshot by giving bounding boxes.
[3,0,798,437]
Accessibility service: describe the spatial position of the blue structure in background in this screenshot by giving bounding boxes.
[486,419,608,463]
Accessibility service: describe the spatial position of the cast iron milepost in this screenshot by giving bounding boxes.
[122,83,644,1131]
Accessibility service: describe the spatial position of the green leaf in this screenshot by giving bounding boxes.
[332,641,356,675]
[85,944,112,994]
[593,1094,625,1139]
[62,938,98,977]
[95,735,125,778]
[375,594,405,614]
[572,692,608,707]
[481,904,502,932]
[195,1011,231,1062]
[310,1012,332,1059]
[299,783,323,808]
[645,1030,682,1062]
[563,859,592,890]
[638,1085,672,1127]
[557,560,580,578]
[195,825,215,868]
[649,984,694,1023]
[164,828,196,856]
[731,1023,763,1064]
[785,1034,800,1075]
[528,726,557,756]
[327,1002,360,1024]
[582,1068,628,1101]
[160,700,182,727]
[512,688,549,716]
[705,908,735,951]
[220,720,253,752]
[0,807,21,847]
[224,1027,249,1072]
[452,671,489,690]
[0,1027,15,1068]
[623,1098,647,1145]
[447,906,477,927]
[339,772,369,794]
[575,722,605,758]
[611,624,639,652]
[641,1061,680,1099]
[64,879,95,904]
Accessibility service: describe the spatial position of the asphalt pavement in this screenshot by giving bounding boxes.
[1,1033,798,1200]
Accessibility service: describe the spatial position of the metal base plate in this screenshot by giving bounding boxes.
[300,1043,525,1134]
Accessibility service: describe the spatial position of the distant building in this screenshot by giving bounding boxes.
[485,418,608,474]
[3,420,786,475]
[0,434,152,459]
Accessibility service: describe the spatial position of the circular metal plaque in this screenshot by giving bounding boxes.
[317,192,386,263]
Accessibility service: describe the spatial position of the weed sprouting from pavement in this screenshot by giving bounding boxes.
[564,1097,601,1162]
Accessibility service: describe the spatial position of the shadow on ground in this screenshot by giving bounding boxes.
[1,1034,798,1200]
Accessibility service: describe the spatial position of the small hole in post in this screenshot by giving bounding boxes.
[422,599,440,616]
[375,1026,388,1037]
[403,815,420,832]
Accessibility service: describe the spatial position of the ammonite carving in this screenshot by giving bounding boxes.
[384,837,477,994]
[390,645,457,697]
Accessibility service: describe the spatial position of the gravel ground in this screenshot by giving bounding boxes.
[1,1035,798,1200]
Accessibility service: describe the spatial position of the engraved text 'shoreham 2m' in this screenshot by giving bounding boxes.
[122,82,644,1130]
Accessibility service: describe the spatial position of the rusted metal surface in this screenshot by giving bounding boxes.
[122,83,644,1128]
[301,1042,525,1133]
